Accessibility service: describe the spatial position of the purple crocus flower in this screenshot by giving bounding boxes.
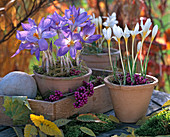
[12,17,57,61]
[48,11,67,30]
[54,31,82,59]
[79,24,102,43]
[65,5,90,31]
[25,17,57,60]
[21,18,36,31]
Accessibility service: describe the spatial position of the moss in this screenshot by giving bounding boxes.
[135,109,170,136]
[61,113,116,137]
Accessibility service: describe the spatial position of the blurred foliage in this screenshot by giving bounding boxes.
[0,0,169,92]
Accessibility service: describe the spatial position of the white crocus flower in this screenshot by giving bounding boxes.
[123,24,131,76]
[103,12,118,28]
[130,23,140,36]
[90,13,96,23]
[98,16,102,34]
[140,18,152,39]
[102,28,111,40]
[112,25,123,42]
[131,22,140,63]
[123,24,130,39]
[102,27,113,72]
[144,25,158,72]
[112,25,125,76]
[151,25,158,40]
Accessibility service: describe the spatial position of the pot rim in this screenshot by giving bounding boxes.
[81,48,120,56]
[33,67,92,80]
[104,74,158,89]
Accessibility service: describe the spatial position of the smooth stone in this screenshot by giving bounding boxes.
[0,71,37,99]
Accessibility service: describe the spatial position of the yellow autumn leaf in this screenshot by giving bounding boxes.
[162,100,170,108]
[30,114,63,137]
[24,124,38,137]
[109,115,120,123]
[30,114,44,127]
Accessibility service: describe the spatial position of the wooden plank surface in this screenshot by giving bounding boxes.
[0,90,169,137]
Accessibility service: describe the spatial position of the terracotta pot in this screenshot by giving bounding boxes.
[81,48,120,70]
[34,67,92,97]
[104,75,158,123]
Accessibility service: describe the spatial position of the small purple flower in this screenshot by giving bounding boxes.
[79,24,102,43]
[54,31,82,59]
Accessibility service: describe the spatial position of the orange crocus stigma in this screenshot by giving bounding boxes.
[33,33,39,39]
[68,40,74,47]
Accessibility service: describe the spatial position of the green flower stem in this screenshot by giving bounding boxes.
[132,52,139,75]
[140,40,144,75]
[125,38,132,77]
[144,39,153,77]
[118,39,125,79]
[107,39,114,72]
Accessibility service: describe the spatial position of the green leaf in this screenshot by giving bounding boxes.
[77,113,107,123]
[80,127,96,137]
[126,127,136,136]
[12,127,24,137]
[162,100,170,107]
[109,115,120,123]
[3,96,32,125]
[53,118,72,127]
[136,116,149,125]
[24,124,38,137]
[39,130,47,137]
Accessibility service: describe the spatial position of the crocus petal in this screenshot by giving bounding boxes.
[112,36,118,42]
[16,31,29,41]
[134,23,139,31]
[28,18,36,26]
[144,18,152,31]
[145,30,151,38]
[72,33,80,41]
[54,38,69,47]
[152,25,158,38]
[38,18,51,33]
[21,23,32,31]
[42,31,57,38]
[65,9,71,19]
[70,47,76,59]
[57,46,69,56]
[85,35,102,43]
[35,48,40,61]
[74,41,82,50]
[75,12,90,26]
[38,39,48,51]
[82,25,95,37]
[11,49,21,57]
[26,33,38,42]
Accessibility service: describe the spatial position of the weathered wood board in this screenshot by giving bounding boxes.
[0,84,113,126]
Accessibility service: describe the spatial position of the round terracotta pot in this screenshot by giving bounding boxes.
[81,48,120,70]
[34,67,92,97]
[104,75,158,123]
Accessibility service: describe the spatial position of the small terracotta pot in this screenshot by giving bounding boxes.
[104,75,158,123]
[81,48,120,70]
[34,67,92,97]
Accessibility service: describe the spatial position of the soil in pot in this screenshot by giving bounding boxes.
[104,74,158,123]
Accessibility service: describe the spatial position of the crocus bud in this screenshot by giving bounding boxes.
[151,25,158,40]
[137,41,142,52]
